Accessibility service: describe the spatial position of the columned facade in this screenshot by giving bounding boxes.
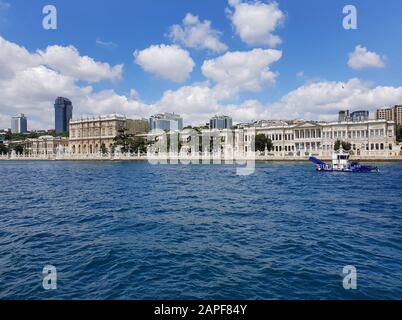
[27,136,69,156]
[69,115,127,155]
[252,120,397,157]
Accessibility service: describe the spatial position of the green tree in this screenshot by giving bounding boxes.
[4,131,12,141]
[0,143,8,154]
[12,144,24,155]
[255,134,273,152]
[10,133,28,141]
[100,143,108,155]
[113,128,131,153]
[396,125,402,142]
[114,128,151,154]
[129,137,149,153]
[334,140,352,151]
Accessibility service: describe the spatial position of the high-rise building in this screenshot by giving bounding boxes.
[396,105,402,125]
[375,105,402,125]
[350,110,369,122]
[210,115,233,130]
[338,110,350,122]
[149,113,183,131]
[54,97,73,134]
[11,114,28,134]
[339,110,369,122]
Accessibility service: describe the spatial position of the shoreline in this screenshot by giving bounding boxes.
[1,157,402,163]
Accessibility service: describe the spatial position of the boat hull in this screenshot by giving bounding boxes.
[316,167,379,173]
[309,156,379,173]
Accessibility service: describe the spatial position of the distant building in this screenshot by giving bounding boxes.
[126,119,149,135]
[149,113,183,131]
[69,115,148,154]
[26,136,69,156]
[252,119,397,157]
[396,105,402,125]
[375,105,402,125]
[350,110,370,122]
[209,115,233,130]
[339,110,369,122]
[54,97,73,134]
[11,114,28,134]
[338,110,350,122]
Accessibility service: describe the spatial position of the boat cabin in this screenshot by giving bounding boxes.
[332,148,350,170]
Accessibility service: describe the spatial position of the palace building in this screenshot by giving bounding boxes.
[26,136,69,156]
[248,119,398,157]
[69,115,149,154]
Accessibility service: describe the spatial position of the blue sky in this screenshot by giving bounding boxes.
[1,0,402,129]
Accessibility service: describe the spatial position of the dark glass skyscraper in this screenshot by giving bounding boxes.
[54,97,73,133]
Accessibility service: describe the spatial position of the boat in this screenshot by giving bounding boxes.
[309,148,379,173]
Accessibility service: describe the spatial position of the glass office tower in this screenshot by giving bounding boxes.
[54,97,73,134]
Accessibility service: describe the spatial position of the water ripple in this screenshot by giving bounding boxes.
[0,161,402,299]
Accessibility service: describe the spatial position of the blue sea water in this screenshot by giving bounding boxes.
[0,160,402,300]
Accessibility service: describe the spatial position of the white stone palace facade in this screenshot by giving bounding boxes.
[26,136,69,156]
[148,119,398,159]
[246,119,398,157]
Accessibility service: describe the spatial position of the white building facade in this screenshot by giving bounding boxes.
[251,119,397,157]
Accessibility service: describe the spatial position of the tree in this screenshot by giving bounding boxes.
[397,125,402,142]
[129,137,149,153]
[255,134,273,152]
[334,140,352,151]
[0,143,8,154]
[113,128,131,153]
[100,143,108,155]
[4,131,12,141]
[12,144,24,155]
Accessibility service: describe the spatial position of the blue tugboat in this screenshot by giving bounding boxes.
[309,148,379,173]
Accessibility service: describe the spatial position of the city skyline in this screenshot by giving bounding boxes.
[3,100,402,133]
[1,1,402,130]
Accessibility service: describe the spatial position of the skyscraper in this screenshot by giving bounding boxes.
[149,113,183,131]
[350,110,369,122]
[11,114,28,134]
[338,110,350,122]
[210,115,233,129]
[338,110,369,122]
[54,97,73,134]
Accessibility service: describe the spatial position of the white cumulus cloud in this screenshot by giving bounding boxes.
[202,48,282,98]
[227,0,285,47]
[38,45,123,82]
[266,78,402,121]
[2,37,402,131]
[0,37,123,83]
[134,44,195,83]
[348,45,385,70]
[168,13,228,53]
